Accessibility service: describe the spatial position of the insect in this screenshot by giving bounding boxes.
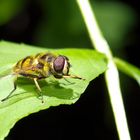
[1,53,84,102]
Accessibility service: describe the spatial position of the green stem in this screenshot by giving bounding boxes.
[76,0,130,140]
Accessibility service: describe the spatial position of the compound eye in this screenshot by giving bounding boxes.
[53,56,65,73]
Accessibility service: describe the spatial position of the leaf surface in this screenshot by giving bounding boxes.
[0,41,107,139]
[115,58,140,85]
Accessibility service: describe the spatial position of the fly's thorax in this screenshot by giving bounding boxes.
[37,53,56,77]
[50,55,70,78]
[38,53,56,63]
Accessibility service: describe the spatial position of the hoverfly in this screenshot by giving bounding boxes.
[1,53,84,102]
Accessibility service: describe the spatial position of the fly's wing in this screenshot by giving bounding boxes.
[0,64,14,78]
[0,64,17,100]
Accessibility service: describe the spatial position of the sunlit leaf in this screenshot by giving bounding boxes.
[0,41,107,139]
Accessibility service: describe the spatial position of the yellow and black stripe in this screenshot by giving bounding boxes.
[13,53,56,79]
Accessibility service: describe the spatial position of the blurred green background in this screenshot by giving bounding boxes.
[0,0,138,56]
[0,0,140,140]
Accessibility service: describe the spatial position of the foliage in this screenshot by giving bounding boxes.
[115,58,140,85]
[0,41,107,139]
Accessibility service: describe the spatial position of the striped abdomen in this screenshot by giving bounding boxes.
[13,53,56,79]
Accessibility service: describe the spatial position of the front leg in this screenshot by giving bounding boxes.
[33,78,44,103]
[63,75,85,80]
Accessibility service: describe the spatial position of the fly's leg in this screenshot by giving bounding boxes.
[63,75,85,80]
[33,78,44,103]
[63,77,74,84]
[1,77,17,101]
[62,75,85,85]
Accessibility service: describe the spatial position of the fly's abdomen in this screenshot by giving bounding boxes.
[13,56,33,73]
[13,55,50,79]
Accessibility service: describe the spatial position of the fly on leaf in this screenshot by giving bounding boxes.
[0,53,84,103]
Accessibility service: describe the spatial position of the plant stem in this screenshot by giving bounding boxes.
[76,0,131,140]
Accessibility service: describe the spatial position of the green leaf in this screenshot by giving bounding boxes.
[0,41,107,139]
[114,58,140,85]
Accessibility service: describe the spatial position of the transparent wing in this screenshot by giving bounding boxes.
[0,64,14,78]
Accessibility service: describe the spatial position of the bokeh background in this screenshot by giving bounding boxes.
[0,0,140,139]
